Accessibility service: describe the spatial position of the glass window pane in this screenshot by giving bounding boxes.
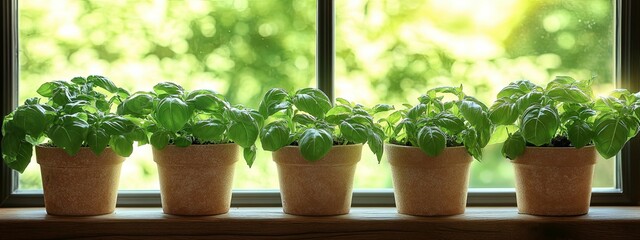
[18,0,316,190]
[336,0,615,189]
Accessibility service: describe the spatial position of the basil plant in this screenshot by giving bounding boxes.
[258,88,390,162]
[380,86,492,160]
[117,82,263,167]
[491,76,640,160]
[2,76,143,173]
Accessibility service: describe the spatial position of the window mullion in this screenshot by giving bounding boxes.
[618,0,640,205]
[1,0,19,205]
[316,0,334,101]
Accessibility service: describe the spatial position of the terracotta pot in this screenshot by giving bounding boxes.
[512,146,597,216]
[386,144,472,216]
[273,144,362,216]
[153,144,239,215]
[35,146,124,216]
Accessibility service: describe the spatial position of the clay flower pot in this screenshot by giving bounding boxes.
[152,144,239,215]
[386,144,473,216]
[35,146,125,216]
[511,146,597,216]
[273,144,362,216]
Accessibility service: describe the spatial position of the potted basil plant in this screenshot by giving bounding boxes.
[258,88,389,216]
[380,86,492,216]
[2,75,142,216]
[117,82,262,215]
[491,76,640,216]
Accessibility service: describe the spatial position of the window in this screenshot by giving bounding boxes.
[1,0,638,207]
[336,0,617,190]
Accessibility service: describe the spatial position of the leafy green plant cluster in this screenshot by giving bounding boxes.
[258,88,391,162]
[492,76,640,159]
[117,82,263,166]
[381,86,492,160]
[1,76,142,172]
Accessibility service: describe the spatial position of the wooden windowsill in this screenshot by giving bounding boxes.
[1,207,639,239]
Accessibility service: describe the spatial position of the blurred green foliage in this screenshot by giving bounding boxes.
[18,0,615,190]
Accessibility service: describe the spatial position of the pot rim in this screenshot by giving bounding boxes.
[154,142,239,149]
[277,143,364,149]
[510,145,597,166]
[516,145,595,150]
[384,143,467,150]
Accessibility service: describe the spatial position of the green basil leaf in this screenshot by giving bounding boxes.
[186,93,226,112]
[36,81,65,98]
[154,97,191,132]
[502,131,526,160]
[521,105,559,146]
[51,87,73,107]
[547,86,591,103]
[489,99,518,125]
[70,76,86,84]
[48,115,90,156]
[101,116,135,135]
[416,126,446,157]
[228,108,256,124]
[228,121,259,148]
[87,75,118,93]
[243,145,257,167]
[623,115,640,139]
[335,98,353,107]
[292,114,316,126]
[476,118,493,148]
[567,121,593,149]
[326,105,352,125]
[259,88,290,117]
[497,80,538,99]
[545,76,576,90]
[110,135,134,157]
[327,105,352,116]
[488,125,518,145]
[299,128,333,161]
[128,127,149,145]
[260,121,291,151]
[385,111,403,125]
[153,82,184,96]
[4,143,32,173]
[406,104,426,120]
[1,130,33,173]
[462,129,482,160]
[459,100,486,126]
[594,96,624,113]
[63,100,91,114]
[3,141,32,173]
[95,99,111,112]
[594,117,629,159]
[371,104,394,114]
[515,91,544,113]
[367,127,385,163]
[579,107,597,120]
[174,135,192,147]
[292,88,332,119]
[2,126,23,162]
[87,128,109,155]
[339,121,368,143]
[12,105,47,137]
[150,131,171,150]
[345,115,374,126]
[428,86,463,98]
[117,93,154,116]
[192,120,226,142]
[247,109,265,129]
[432,112,465,135]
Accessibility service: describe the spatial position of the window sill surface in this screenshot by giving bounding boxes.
[1,207,639,239]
